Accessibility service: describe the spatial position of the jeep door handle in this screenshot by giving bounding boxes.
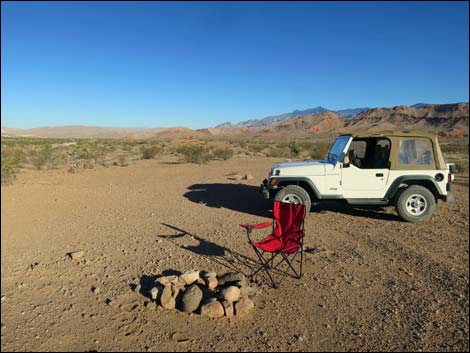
[376,173,384,177]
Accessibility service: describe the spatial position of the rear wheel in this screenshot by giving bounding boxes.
[274,185,311,213]
[395,185,436,222]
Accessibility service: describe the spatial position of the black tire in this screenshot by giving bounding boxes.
[395,185,436,222]
[274,185,311,213]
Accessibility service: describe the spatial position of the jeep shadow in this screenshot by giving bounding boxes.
[183,182,401,221]
[184,183,272,217]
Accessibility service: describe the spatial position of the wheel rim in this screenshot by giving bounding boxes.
[405,194,427,216]
[281,194,302,205]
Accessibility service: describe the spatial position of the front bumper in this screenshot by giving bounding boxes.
[443,193,455,202]
[260,179,270,199]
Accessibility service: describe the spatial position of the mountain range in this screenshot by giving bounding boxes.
[2,102,468,140]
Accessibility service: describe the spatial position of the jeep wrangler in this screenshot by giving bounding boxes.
[260,132,455,222]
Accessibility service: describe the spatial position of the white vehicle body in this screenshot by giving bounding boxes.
[261,132,455,221]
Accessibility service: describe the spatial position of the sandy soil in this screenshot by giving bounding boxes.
[1,156,469,351]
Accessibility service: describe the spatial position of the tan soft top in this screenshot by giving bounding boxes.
[339,131,447,170]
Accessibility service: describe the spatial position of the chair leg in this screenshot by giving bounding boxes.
[250,247,279,288]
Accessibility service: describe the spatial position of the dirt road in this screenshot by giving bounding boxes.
[1,156,468,351]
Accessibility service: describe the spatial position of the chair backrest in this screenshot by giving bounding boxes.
[272,201,306,241]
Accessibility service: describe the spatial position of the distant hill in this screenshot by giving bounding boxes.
[2,103,468,140]
[217,106,369,129]
[343,103,469,137]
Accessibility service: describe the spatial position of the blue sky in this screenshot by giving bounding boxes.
[1,1,469,129]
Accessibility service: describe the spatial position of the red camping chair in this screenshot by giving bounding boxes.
[240,201,307,288]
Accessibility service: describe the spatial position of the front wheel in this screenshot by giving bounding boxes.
[274,185,311,213]
[395,185,436,222]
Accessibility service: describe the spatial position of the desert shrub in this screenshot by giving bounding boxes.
[176,145,210,164]
[266,146,292,158]
[248,144,267,153]
[31,144,54,170]
[288,141,302,156]
[1,150,20,184]
[212,147,234,160]
[114,154,129,167]
[454,160,469,174]
[307,142,330,159]
[441,143,469,154]
[141,145,162,159]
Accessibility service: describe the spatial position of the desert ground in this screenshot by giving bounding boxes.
[1,155,469,352]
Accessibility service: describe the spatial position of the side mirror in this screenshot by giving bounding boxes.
[343,155,350,168]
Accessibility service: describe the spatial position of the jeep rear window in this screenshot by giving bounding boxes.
[398,138,434,165]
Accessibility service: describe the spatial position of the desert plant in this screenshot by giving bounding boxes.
[1,150,19,184]
[288,141,302,156]
[307,142,330,160]
[31,144,53,170]
[266,146,292,158]
[176,145,210,164]
[141,145,162,159]
[212,147,234,160]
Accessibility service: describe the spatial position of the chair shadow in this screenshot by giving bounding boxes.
[183,183,272,217]
[159,223,259,275]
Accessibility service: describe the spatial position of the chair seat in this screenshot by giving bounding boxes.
[252,231,303,254]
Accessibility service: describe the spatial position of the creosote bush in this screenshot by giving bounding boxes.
[1,150,20,184]
[142,145,162,159]
[176,145,210,164]
[212,147,234,160]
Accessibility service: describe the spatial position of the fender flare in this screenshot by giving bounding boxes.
[274,177,322,199]
[384,175,442,200]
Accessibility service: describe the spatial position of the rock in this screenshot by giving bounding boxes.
[68,251,84,260]
[133,284,141,293]
[196,278,206,286]
[232,175,243,180]
[68,166,80,173]
[157,275,178,287]
[200,300,224,318]
[179,270,200,286]
[150,287,159,301]
[1,295,6,302]
[107,299,120,309]
[218,272,245,286]
[240,286,258,299]
[220,286,240,303]
[203,271,217,278]
[83,159,95,169]
[234,278,248,288]
[181,285,203,313]
[145,301,156,311]
[91,286,100,294]
[160,285,179,310]
[235,298,254,317]
[244,174,254,180]
[222,301,234,318]
[205,276,218,291]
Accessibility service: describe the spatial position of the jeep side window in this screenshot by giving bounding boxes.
[348,140,366,168]
[348,138,390,169]
[398,138,434,165]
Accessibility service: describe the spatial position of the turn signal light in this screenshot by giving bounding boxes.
[270,178,277,185]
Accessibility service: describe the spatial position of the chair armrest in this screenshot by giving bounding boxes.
[239,222,273,230]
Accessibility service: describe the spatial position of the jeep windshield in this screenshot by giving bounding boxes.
[327,135,350,162]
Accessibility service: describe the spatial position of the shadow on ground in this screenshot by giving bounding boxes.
[183,183,272,217]
[158,223,258,275]
[184,183,402,221]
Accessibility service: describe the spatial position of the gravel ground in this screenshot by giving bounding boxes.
[1,155,468,351]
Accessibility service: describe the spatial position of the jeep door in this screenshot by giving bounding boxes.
[341,138,391,198]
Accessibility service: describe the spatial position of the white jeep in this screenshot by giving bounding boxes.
[260,132,455,222]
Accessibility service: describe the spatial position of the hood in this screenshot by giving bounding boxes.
[271,159,334,176]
